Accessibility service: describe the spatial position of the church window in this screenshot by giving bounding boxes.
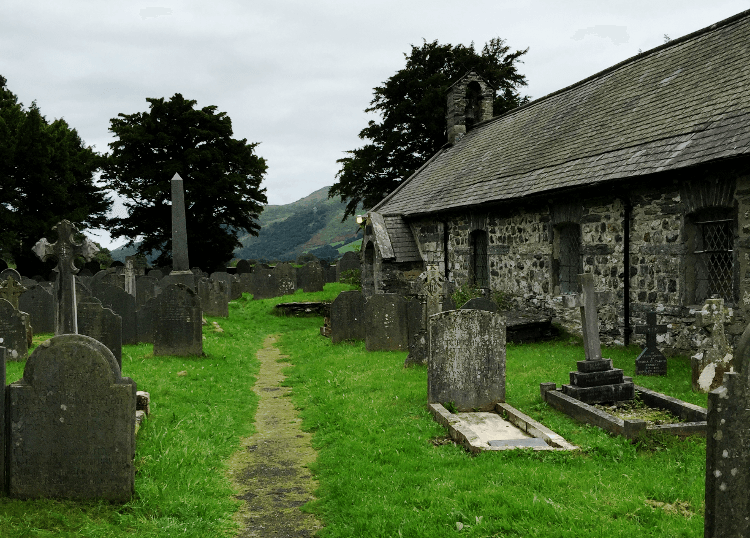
[693,217,734,302]
[470,230,489,288]
[556,223,582,294]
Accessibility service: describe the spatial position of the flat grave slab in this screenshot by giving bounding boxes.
[429,402,577,455]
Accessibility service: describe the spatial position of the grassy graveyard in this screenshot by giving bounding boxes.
[1,284,707,537]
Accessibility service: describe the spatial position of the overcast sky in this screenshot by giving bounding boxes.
[2,1,749,249]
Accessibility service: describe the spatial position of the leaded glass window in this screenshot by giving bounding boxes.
[470,230,489,288]
[694,219,734,302]
[557,223,582,294]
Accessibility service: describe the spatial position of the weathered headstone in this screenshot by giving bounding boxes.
[405,297,428,366]
[210,272,233,301]
[428,309,506,411]
[33,220,99,334]
[336,251,360,281]
[19,286,55,334]
[148,269,164,280]
[168,173,195,289]
[7,334,136,501]
[324,264,337,284]
[692,298,734,393]
[197,277,229,317]
[91,283,137,346]
[635,311,668,376]
[0,275,27,308]
[331,290,366,343]
[101,270,125,290]
[230,274,242,300]
[136,275,161,309]
[561,274,634,404]
[136,297,156,344]
[0,299,28,361]
[704,322,750,537]
[297,261,324,292]
[77,296,123,368]
[365,293,409,351]
[153,283,203,356]
[274,263,296,296]
[249,266,275,299]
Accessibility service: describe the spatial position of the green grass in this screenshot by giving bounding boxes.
[1,288,708,537]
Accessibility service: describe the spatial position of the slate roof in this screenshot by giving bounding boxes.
[374,10,750,217]
[382,215,421,262]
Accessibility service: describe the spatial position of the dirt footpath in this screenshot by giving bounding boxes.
[227,335,322,537]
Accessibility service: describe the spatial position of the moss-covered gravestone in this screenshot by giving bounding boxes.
[7,334,136,501]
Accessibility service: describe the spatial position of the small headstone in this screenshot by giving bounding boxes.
[704,322,750,537]
[365,293,409,351]
[19,286,55,334]
[635,311,668,376]
[324,265,337,284]
[331,290,366,343]
[77,296,123,368]
[91,283,137,345]
[238,272,253,295]
[235,259,252,274]
[0,299,28,361]
[428,309,506,411]
[460,296,499,312]
[274,263,296,297]
[7,334,136,501]
[153,283,203,357]
[692,298,734,392]
[297,262,324,292]
[197,277,229,317]
[336,251,360,281]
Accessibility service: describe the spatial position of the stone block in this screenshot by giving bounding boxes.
[561,381,634,404]
[576,358,613,372]
[569,368,624,387]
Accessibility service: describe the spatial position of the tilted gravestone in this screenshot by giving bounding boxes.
[331,290,366,343]
[704,322,750,537]
[336,251,360,281]
[428,309,506,411]
[19,286,55,334]
[635,311,668,376]
[7,334,136,501]
[274,263,296,297]
[153,283,203,357]
[197,277,229,317]
[91,283,137,346]
[365,293,409,351]
[692,298,734,393]
[297,262,325,292]
[77,296,123,369]
[0,299,28,361]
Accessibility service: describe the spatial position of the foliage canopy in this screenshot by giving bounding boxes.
[330,38,529,218]
[102,93,267,271]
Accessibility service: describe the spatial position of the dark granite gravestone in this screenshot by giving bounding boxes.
[19,285,55,334]
[297,262,325,292]
[7,334,136,501]
[635,311,668,376]
[0,268,22,283]
[136,275,161,309]
[197,277,228,317]
[336,251,360,281]
[561,274,634,404]
[153,283,203,357]
[91,283,137,345]
[324,264,337,284]
[364,293,409,351]
[77,268,93,277]
[77,296,123,368]
[331,290,367,343]
[235,259,252,274]
[428,309,506,411]
[0,299,28,361]
[704,322,750,537]
[460,297,499,312]
[274,263,296,296]
[33,220,99,335]
[83,260,101,274]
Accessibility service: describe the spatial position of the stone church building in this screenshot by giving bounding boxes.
[361,10,750,354]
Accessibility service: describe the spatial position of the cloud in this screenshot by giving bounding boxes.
[139,7,173,20]
[572,25,629,45]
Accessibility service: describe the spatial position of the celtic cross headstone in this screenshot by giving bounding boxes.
[0,276,27,310]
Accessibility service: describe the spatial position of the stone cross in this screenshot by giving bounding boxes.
[0,276,27,310]
[32,220,99,334]
[636,311,667,350]
[577,273,602,361]
[635,311,668,375]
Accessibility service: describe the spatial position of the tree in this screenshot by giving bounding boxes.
[0,75,111,274]
[101,94,268,271]
[330,38,529,219]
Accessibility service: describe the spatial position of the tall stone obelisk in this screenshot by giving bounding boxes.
[168,173,195,289]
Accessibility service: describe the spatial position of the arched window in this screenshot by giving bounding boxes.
[470,230,489,288]
[555,223,582,294]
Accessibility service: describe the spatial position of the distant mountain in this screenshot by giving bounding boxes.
[112,186,362,263]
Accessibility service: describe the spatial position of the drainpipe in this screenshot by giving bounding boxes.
[443,220,450,282]
[623,197,632,345]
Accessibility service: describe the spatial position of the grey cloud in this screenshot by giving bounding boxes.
[572,25,629,45]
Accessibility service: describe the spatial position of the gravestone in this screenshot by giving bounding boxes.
[148,269,164,280]
[33,220,99,334]
[460,296,499,312]
[238,272,253,295]
[19,286,55,334]
[692,298,734,393]
[230,274,242,300]
[77,296,123,368]
[336,251,360,281]
[0,268,22,283]
[704,322,750,537]
[331,290,366,343]
[297,262,324,292]
[0,299,28,360]
[168,174,195,289]
[21,277,38,289]
[7,334,136,501]
[0,275,27,308]
[365,293,409,351]
[91,283,137,345]
[428,309,506,411]
[324,264,337,284]
[197,277,229,317]
[235,259,252,274]
[635,311,668,376]
[405,297,429,366]
[101,270,125,290]
[274,263,296,296]
[561,274,634,404]
[136,275,161,308]
[77,268,93,277]
[153,283,203,356]
[249,266,275,299]
[75,280,92,303]
[136,297,156,344]
[83,260,100,274]
[210,272,233,301]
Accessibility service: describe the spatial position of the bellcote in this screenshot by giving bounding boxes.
[446,71,495,145]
